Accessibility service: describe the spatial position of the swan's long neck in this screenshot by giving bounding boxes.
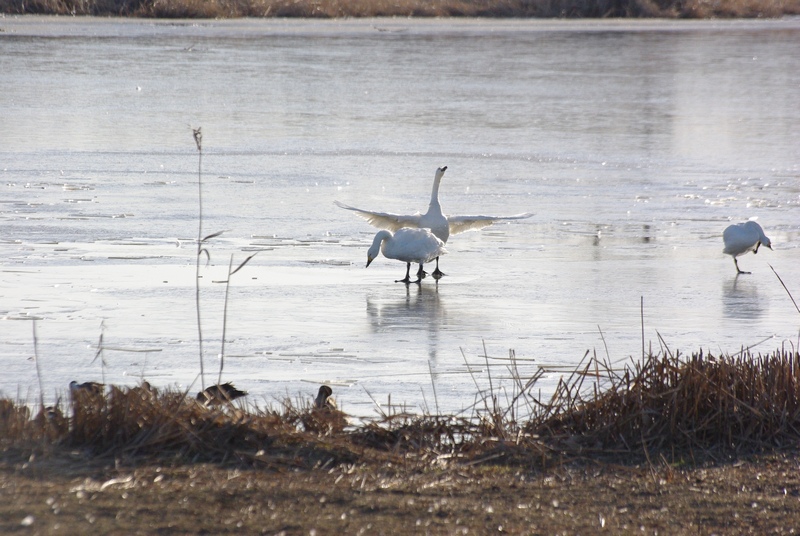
[372,230,392,253]
[429,168,445,212]
[367,230,393,266]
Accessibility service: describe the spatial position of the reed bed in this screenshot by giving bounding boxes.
[529,346,800,458]
[2,346,800,470]
[1,0,797,18]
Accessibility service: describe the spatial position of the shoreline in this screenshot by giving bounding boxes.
[1,14,799,39]
[1,0,799,21]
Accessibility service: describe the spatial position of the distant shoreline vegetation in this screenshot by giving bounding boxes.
[1,0,798,19]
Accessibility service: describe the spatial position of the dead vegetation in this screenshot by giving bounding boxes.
[1,0,797,18]
[4,346,800,472]
[4,347,800,532]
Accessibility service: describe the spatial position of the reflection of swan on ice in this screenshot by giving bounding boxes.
[337,166,532,278]
[365,284,445,364]
[723,220,772,275]
[365,284,445,332]
[721,276,765,321]
[366,228,446,284]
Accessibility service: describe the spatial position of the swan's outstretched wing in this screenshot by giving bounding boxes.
[447,212,533,236]
[335,200,422,232]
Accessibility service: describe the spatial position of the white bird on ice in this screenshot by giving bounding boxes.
[722,220,772,275]
[336,166,532,279]
[366,228,447,284]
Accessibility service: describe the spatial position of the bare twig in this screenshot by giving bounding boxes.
[193,126,206,391]
[32,319,45,411]
[769,264,800,315]
[428,360,439,415]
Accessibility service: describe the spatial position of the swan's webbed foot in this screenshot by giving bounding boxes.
[431,257,445,279]
[396,262,413,284]
[734,258,751,275]
[416,264,427,280]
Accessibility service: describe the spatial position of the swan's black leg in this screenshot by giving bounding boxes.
[734,257,750,275]
[412,263,426,284]
[395,262,412,284]
[416,263,427,280]
[432,256,445,279]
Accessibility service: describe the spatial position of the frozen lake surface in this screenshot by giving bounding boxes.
[1,16,799,417]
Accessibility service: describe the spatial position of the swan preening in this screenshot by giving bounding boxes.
[723,220,772,275]
[336,166,532,278]
[366,228,447,284]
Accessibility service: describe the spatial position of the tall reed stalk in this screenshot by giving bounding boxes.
[193,127,206,390]
[217,252,257,385]
[32,319,45,411]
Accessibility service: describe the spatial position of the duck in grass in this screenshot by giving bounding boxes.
[304,385,347,434]
[315,385,337,410]
[723,220,772,275]
[337,166,532,278]
[366,228,446,284]
[69,381,104,396]
[196,382,247,405]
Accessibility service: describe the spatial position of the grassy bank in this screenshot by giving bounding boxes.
[1,0,798,19]
[4,347,800,532]
[4,347,800,469]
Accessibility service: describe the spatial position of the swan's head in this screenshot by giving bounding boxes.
[366,242,380,267]
[749,220,772,251]
[436,166,447,179]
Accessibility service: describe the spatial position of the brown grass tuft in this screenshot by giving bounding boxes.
[531,347,800,458]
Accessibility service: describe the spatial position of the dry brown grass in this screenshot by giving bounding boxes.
[531,347,800,460]
[4,349,800,532]
[3,346,800,472]
[1,0,798,17]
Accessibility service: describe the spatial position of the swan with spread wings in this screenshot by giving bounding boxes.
[336,166,532,278]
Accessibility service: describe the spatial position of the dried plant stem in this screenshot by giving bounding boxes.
[217,254,233,386]
[217,252,257,385]
[428,361,439,415]
[482,340,496,414]
[770,264,800,315]
[91,320,108,385]
[32,319,45,411]
[640,296,645,362]
[193,127,206,391]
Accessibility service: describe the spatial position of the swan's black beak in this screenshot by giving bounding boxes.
[366,258,373,268]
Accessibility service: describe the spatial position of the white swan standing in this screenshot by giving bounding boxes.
[336,166,532,278]
[722,220,772,274]
[366,228,447,284]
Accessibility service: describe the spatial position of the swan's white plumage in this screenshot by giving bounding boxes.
[722,220,772,274]
[366,228,446,283]
[336,166,531,276]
